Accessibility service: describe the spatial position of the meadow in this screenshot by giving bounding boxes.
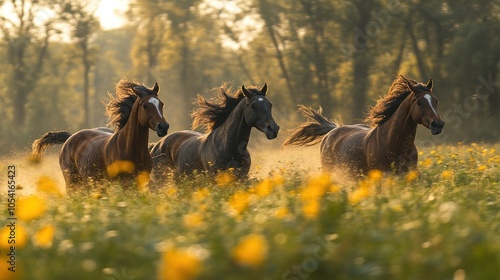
[1,142,499,280]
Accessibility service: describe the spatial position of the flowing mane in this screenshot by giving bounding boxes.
[365,75,430,126]
[106,78,156,130]
[191,84,250,132]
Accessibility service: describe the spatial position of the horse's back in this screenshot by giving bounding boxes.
[150,130,203,174]
[60,128,113,181]
[320,124,371,174]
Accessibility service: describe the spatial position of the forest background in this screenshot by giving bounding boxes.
[0,0,499,155]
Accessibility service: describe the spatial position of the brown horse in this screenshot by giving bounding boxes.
[283,75,444,176]
[149,83,279,180]
[32,79,169,190]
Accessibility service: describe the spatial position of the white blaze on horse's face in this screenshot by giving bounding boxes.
[424,94,438,117]
[257,97,264,102]
[149,97,163,118]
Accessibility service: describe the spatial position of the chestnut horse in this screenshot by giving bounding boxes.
[283,75,444,176]
[149,83,279,180]
[32,79,169,190]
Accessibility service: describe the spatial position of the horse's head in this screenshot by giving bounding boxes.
[405,78,444,135]
[133,82,169,137]
[241,83,279,139]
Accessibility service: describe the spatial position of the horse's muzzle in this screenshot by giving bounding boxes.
[430,120,444,135]
[264,123,280,139]
[156,122,169,137]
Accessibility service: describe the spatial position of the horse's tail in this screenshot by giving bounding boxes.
[32,131,72,156]
[282,105,337,147]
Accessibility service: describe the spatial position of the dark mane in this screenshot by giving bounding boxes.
[365,75,429,126]
[191,84,261,132]
[105,78,155,130]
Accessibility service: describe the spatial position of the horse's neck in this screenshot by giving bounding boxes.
[210,100,252,152]
[111,102,150,158]
[373,96,417,150]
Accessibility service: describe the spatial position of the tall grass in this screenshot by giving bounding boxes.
[1,143,499,280]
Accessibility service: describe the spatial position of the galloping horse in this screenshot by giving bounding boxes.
[149,83,279,180]
[32,79,169,190]
[283,75,445,176]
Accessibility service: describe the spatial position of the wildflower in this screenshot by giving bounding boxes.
[183,213,204,229]
[36,176,62,196]
[477,165,487,172]
[136,171,150,191]
[300,173,331,201]
[232,234,268,268]
[107,160,135,178]
[157,248,202,280]
[0,225,27,249]
[302,200,320,219]
[228,191,250,215]
[367,169,383,181]
[405,170,419,183]
[274,206,289,219]
[192,188,210,201]
[421,158,433,168]
[17,195,46,221]
[348,183,371,205]
[215,171,235,187]
[441,170,454,180]
[254,178,273,197]
[166,187,177,196]
[34,225,56,248]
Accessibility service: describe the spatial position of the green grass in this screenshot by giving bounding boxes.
[2,143,500,280]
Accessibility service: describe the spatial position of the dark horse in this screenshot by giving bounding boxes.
[283,75,445,175]
[149,83,279,180]
[32,79,169,190]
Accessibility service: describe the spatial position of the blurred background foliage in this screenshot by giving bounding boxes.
[0,0,499,154]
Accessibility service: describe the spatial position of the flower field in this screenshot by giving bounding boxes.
[1,143,500,280]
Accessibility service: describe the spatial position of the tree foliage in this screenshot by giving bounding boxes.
[0,0,499,153]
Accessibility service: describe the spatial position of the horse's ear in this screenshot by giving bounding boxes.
[242,85,252,98]
[153,82,160,94]
[133,86,147,97]
[260,83,268,95]
[403,77,418,93]
[426,78,433,91]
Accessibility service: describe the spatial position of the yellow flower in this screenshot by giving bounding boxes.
[183,213,204,229]
[405,170,419,183]
[192,188,210,201]
[157,248,202,280]
[17,195,46,221]
[302,200,320,219]
[232,234,268,268]
[254,178,273,197]
[107,160,135,178]
[136,171,150,191]
[441,170,454,180]
[166,187,177,196]
[421,158,433,168]
[215,171,235,187]
[0,225,27,249]
[228,191,250,215]
[348,183,371,205]
[367,169,383,181]
[274,206,289,219]
[36,176,62,196]
[477,165,487,172]
[34,225,55,248]
[300,173,331,201]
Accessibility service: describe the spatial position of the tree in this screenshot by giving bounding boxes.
[0,0,56,126]
[60,0,100,128]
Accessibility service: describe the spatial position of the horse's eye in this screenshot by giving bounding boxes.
[416,101,422,106]
[142,104,148,109]
[251,104,256,110]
